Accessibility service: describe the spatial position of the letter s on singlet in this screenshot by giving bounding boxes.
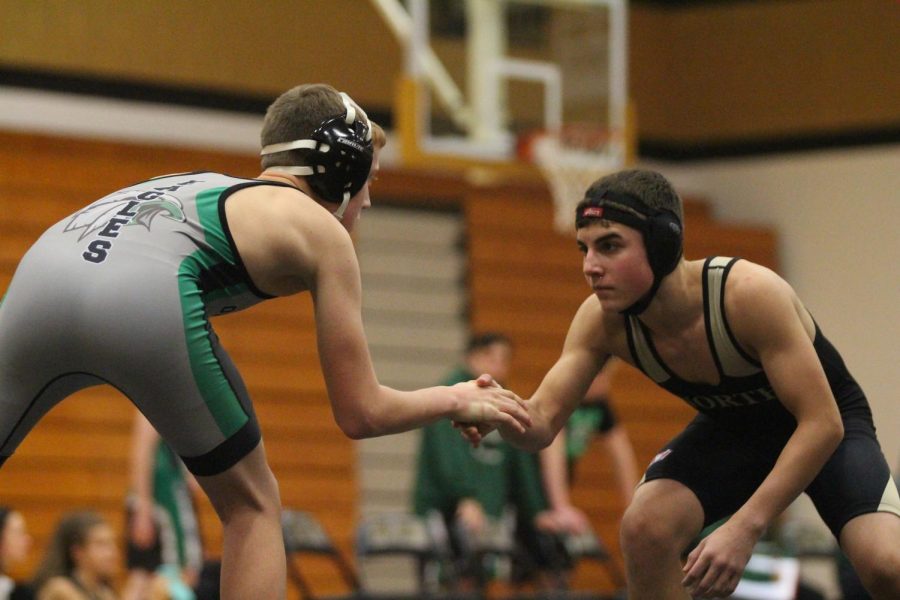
[82,239,112,263]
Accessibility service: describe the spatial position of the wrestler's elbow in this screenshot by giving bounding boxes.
[503,426,553,453]
[810,412,844,454]
[825,416,844,449]
[333,405,380,440]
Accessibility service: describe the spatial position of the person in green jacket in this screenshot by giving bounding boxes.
[414,333,549,588]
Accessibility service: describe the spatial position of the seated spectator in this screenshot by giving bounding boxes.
[413,333,525,590]
[32,511,120,600]
[413,333,619,592]
[0,507,34,600]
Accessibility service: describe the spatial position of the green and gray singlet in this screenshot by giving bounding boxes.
[0,172,291,475]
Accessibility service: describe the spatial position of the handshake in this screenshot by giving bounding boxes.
[449,373,532,447]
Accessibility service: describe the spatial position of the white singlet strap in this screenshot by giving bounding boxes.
[627,316,670,384]
[705,257,761,377]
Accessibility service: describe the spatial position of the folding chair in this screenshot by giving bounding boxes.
[282,509,362,600]
[503,525,626,600]
[468,511,518,571]
[451,510,519,597]
[355,511,471,599]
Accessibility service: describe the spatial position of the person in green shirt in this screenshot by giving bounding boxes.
[415,336,640,593]
[413,333,548,590]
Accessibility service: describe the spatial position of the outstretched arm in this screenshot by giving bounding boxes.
[225,185,530,438]
[499,295,610,452]
[304,209,530,438]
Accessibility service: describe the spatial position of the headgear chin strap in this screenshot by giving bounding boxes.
[577,189,683,315]
[261,92,373,221]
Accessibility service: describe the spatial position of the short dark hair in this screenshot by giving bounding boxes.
[466,332,512,354]
[577,169,683,227]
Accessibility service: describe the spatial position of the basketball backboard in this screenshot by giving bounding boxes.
[370,0,629,182]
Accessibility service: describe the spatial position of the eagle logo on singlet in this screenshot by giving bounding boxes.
[64,184,195,264]
[64,195,186,241]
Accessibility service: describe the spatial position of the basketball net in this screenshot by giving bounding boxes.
[531,127,622,233]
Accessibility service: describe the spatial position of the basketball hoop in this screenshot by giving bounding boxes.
[526,126,623,233]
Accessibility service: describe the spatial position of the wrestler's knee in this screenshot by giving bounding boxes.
[857,548,900,595]
[620,482,701,564]
[197,443,282,521]
[621,507,678,563]
[841,512,900,596]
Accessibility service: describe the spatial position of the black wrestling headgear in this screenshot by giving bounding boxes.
[576,189,683,315]
[260,92,373,220]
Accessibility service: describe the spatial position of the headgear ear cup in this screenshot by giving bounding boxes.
[646,210,683,278]
[304,114,373,207]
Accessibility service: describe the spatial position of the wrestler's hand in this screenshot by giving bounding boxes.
[475,373,501,389]
[451,374,531,446]
[453,420,491,447]
[682,519,758,598]
[462,373,505,439]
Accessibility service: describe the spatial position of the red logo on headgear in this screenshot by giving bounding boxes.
[581,206,604,218]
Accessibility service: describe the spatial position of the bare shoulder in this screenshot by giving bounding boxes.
[566,294,625,359]
[725,260,813,348]
[570,294,606,336]
[726,260,795,309]
[226,182,337,237]
[224,183,353,296]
